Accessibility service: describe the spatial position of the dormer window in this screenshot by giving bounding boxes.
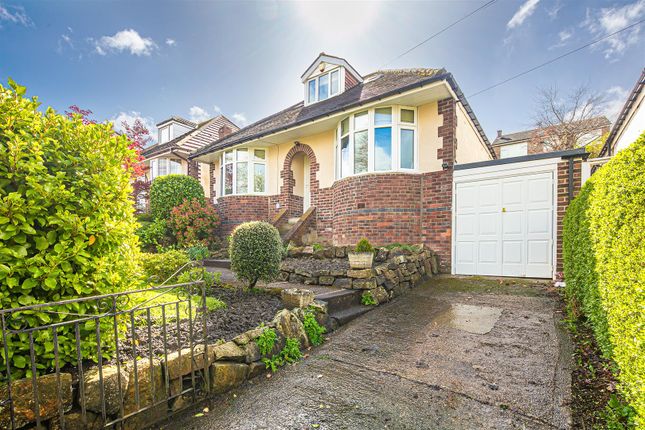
[307,68,340,104]
[302,53,363,106]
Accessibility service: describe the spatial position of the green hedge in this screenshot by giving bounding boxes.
[563,132,645,423]
[229,221,282,288]
[149,174,205,220]
[0,80,140,377]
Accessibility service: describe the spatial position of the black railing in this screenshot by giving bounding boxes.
[0,264,214,430]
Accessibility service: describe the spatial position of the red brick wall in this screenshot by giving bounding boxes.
[556,159,582,272]
[187,160,200,179]
[330,173,422,246]
[216,195,270,236]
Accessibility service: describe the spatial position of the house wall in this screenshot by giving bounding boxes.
[418,101,444,172]
[455,102,493,164]
[614,90,644,153]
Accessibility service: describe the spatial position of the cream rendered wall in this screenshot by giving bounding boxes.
[199,162,210,198]
[418,101,444,172]
[455,102,492,163]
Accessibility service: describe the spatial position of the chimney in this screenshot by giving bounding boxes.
[218,125,232,139]
[497,130,503,138]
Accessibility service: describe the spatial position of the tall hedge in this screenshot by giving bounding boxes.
[0,80,140,377]
[563,132,645,422]
[149,174,205,219]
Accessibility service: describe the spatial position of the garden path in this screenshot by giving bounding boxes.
[162,276,572,430]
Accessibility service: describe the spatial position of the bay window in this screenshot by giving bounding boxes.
[221,148,267,196]
[336,106,417,178]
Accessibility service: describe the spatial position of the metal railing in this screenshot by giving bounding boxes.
[0,265,215,430]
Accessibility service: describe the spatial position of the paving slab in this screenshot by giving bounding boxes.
[157,275,572,430]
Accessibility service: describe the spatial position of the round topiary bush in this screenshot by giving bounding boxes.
[229,221,283,288]
[0,80,140,377]
[149,174,205,220]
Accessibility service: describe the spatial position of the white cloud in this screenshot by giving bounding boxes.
[188,106,211,122]
[56,27,74,53]
[584,0,645,59]
[213,105,222,114]
[547,1,562,20]
[550,28,573,49]
[0,3,32,27]
[111,111,157,143]
[165,38,176,46]
[232,113,249,127]
[602,86,629,121]
[94,29,157,56]
[507,0,541,29]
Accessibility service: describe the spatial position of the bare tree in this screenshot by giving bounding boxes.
[531,85,608,151]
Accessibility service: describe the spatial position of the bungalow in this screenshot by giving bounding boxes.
[190,53,587,277]
[140,115,239,198]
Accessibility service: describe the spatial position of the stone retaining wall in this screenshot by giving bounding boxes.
[279,245,439,301]
[0,306,327,430]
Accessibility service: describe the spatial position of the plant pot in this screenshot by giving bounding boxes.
[348,252,374,269]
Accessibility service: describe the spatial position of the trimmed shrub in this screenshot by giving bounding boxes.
[149,174,205,220]
[563,132,645,423]
[355,238,374,253]
[140,250,190,284]
[229,221,283,288]
[168,199,220,248]
[0,80,140,377]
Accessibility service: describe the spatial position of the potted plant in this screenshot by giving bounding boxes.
[348,238,374,269]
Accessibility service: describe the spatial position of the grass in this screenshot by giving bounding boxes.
[127,288,226,325]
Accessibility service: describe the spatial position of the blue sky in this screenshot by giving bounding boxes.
[1,0,643,142]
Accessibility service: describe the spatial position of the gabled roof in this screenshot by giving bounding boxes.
[156,116,197,128]
[300,52,363,83]
[492,116,611,147]
[190,68,495,159]
[143,115,238,159]
[600,68,645,156]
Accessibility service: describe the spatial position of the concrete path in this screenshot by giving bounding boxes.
[163,276,572,430]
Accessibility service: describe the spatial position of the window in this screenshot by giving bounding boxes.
[306,68,342,104]
[150,158,182,180]
[336,106,417,178]
[221,148,267,195]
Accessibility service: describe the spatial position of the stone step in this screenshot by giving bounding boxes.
[316,289,362,314]
[287,217,301,225]
[203,259,231,269]
[328,305,372,326]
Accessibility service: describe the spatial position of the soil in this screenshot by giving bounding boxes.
[568,315,628,428]
[114,286,283,362]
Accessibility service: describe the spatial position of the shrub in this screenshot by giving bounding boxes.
[262,337,302,373]
[136,218,172,252]
[355,238,374,253]
[149,174,205,220]
[303,310,326,346]
[140,250,190,284]
[361,290,378,306]
[563,132,645,423]
[168,199,220,248]
[177,267,221,289]
[186,244,210,261]
[0,80,140,377]
[229,221,283,288]
[256,326,277,356]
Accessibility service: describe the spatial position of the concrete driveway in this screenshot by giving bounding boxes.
[165,276,572,430]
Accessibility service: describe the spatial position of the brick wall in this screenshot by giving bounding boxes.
[216,195,270,236]
[556,159,582,272]
[187,160,200,179]
[345,72,359,90]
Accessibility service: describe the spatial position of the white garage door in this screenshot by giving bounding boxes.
[454,171,554,278]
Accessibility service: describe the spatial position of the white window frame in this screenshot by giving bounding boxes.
[220,148,268,196]
[159,126,170,144]
[335,105,418,179]
[150,157,182,180]
[305,67,343,105]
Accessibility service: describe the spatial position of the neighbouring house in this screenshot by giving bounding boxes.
[190,53,587,278]
[139,115,239,207]
[599,68,644,157]
[492,116,610,159]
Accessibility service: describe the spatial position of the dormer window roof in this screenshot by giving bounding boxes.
[302,53,363,106]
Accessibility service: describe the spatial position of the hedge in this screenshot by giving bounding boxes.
[0,80,140,377]
[149,174,205,220]
[229,221,283,288]
[563,132,645,423]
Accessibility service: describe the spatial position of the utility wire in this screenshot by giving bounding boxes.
[468,18,645,98]
[381,0,498,68]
